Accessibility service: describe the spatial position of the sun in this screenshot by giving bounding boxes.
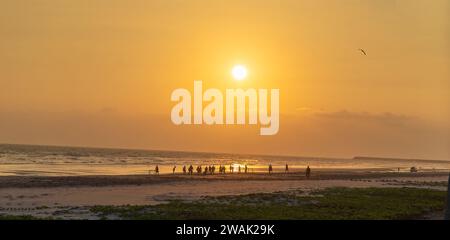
[231,65,247,81]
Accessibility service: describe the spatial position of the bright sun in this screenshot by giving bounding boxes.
[231,65,247,81]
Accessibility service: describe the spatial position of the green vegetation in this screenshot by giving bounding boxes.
[90,187,446,220]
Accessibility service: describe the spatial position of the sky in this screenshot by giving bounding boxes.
[0,0,449,160]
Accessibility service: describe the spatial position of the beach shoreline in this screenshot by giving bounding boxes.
[0,169,447,188]
[0,170,448,219]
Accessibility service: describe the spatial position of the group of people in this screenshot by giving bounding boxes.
[152,164,312,178]
[167,164,249,175]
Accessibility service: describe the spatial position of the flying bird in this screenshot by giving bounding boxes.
[358,48,367,56]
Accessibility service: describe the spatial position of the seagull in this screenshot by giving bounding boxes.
[358,48,367,56]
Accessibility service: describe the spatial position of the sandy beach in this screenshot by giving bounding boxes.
[0,170,448,219]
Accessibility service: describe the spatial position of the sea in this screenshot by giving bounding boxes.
[1,144,449,176]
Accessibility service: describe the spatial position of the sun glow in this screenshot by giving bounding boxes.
[231,65,247,81]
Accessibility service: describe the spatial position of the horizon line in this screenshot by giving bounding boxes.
[1,142,449,163]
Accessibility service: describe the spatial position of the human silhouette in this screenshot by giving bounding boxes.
[172,165,176,174]
[285,164,289,173]
[306,166,311,179]
[268,164,273,174]
[183,165,186,174]
[155,165,159,175]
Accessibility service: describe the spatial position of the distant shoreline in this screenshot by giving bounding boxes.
[353,156,450,163]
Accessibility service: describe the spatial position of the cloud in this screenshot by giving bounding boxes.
[314,110,415,126]
[295,107,312,112]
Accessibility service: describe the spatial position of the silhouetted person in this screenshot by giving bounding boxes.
[306,166,311,179]
[268,164,273,174]
[245,165,248,174]
[183,165,186,174]
[172,165,176,174]
[188,165,193,175]
[204,166,208,175]
[238,165,241,174]
[212,165,216,174]
[155,165,159,175]
[285,164,289,173]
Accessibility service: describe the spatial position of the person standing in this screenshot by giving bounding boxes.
[268,164,273,174]
[285,164,289,173]
[306,166,311,179]
[172,165,176,174]
[155,165,159,175]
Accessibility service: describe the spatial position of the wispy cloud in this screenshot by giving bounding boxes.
[314,110,414,125]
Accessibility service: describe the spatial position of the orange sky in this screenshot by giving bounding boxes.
[0,0,449,159]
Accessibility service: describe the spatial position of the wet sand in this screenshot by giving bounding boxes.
[0,170,448,219]
[0,168,446,188]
